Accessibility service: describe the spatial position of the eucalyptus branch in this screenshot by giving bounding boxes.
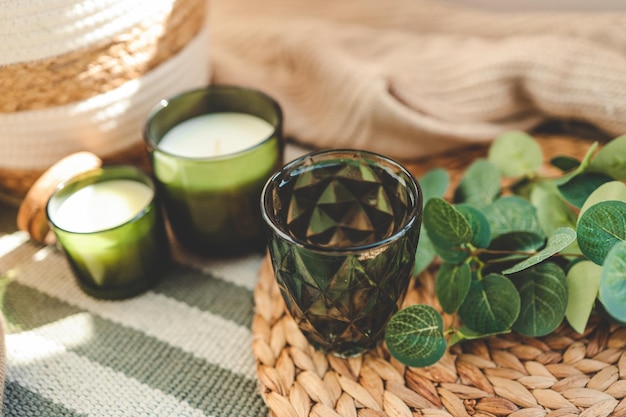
[472,248,537,257]
[472,247,586,259]
[385,132,626,369]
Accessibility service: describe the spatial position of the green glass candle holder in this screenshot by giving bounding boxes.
[46,166,170,299]
[144,85,284,256]
[261,149,423,357]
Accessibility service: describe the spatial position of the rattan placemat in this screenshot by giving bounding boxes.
[254,256,626,417]
[252,135,626,417]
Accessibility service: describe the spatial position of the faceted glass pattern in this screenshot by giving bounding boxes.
[286,160,399,247]
[262,150,422,357]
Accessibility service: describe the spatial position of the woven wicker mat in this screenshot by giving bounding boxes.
[252,135,626,417]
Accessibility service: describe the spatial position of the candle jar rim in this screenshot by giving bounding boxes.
[261,148,422,255]
[143,84,284,161]
[46,165,157,235]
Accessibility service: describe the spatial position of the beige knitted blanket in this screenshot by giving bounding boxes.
[209,0,626,159]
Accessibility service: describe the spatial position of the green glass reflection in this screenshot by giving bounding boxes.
[47,166,170,299]
[262,150,422,357]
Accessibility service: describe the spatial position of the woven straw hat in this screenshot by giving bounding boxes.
[0,0,211,201]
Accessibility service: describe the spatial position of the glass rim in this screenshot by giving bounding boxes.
[46,165,157,235]
[260,148,422,254]
[143,84,284,162]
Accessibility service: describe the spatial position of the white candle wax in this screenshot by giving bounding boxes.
[51,180,154,233]
[158,112,274,158]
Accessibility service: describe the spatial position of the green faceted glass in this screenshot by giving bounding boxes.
[47,166,170,299]
[261,149,422,357]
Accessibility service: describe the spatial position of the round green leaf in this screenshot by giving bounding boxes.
[599,240,626,322]
[565,260,602,334]
[385,304,447,368]
[458,273,521,334]
[424,198,472,249]
[419,168,450,203]
[557,172,613,209]
[588,134,626,180]
[456,203,492,249]
[503,228,576,275]
[553,141,600,187]
[488,131,543,178]
[511,262,568,337]
[436,262,471,314]
[577,201,626,265]
[550,156,580,172]
[453,159,501,208]
[578,181,626,224]
[483,196,545,239]
[531,183,577,236]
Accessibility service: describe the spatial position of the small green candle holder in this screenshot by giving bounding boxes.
[46,166,170,299]
[144,85,284,256]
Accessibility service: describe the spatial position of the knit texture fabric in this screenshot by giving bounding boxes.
[209,0,626,159]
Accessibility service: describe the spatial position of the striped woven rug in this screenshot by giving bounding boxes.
[0,202,268,416]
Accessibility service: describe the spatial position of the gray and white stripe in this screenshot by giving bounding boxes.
[1,231,269,417]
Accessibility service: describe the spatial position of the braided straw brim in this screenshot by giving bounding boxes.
[1,0,205,113]
[0,0,208,202]
[252,135,626,417]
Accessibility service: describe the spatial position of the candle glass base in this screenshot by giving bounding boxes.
[74,266,165,300]
[262,150,422,357]
[161,176,268,256]
[47,166,171,300]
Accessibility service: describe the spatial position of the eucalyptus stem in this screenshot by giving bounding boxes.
[473,248,537,256]
[472,247,585,259]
